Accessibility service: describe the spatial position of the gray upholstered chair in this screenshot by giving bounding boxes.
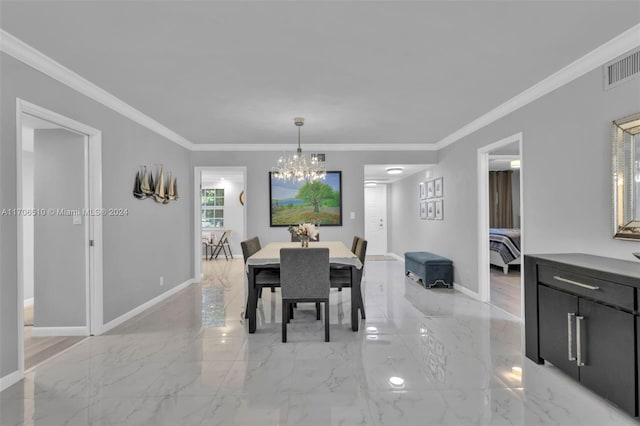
[330,238,367,319]
[280,248,330,342]
[241,237,280,319]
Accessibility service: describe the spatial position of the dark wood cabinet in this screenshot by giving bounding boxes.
[525,254,640,417]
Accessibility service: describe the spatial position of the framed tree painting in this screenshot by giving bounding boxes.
[269,171,342,226]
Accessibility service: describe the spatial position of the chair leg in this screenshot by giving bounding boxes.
[271,287,275,293]
[244,298,249,319]
[288,303,294,322]
[324,301,330,342]
[315,302,321,320]
[282,301,288,343]
[359,291,366,319]
[338,287,342,292]
[258,287,263,299]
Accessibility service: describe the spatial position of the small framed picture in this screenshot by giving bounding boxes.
[426,180,435,199]
[419,182,426,200]
[435,199,443,220]
[419,200,427,219]
[434,177,443,198]
[427,201,435,219]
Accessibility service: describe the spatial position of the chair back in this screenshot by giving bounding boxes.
[355,238,368,270]
[240,237,261,263]
[351,236,362,253]
[280,248,329,300]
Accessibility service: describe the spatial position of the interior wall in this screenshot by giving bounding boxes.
[191,151,438,248]
[0,52,193,379]
[389,64,640,293]
[33,129,86,327]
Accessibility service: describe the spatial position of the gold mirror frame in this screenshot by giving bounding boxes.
[613,112,640,240]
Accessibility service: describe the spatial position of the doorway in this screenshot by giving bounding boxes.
[193,167,247,280]
[17,100,103,373]
[477,133,524,318]
[364,184,388,255]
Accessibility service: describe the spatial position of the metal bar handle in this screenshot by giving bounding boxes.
[576,315,585,366]
[553,275,600,291]
[567,313,576,361]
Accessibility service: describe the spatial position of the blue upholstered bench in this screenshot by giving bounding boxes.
[404,252,453,289]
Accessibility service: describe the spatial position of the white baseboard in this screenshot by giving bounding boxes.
[388,252,404,262]
[453,282,481,301]
[31,326,89,337]
[100,278,194,334]
[24,298,33,307]
[0,370,23,392]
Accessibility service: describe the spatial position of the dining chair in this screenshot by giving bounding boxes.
[330,238,367,319]
[333,236,361,292]
[202,233,215,260]
[211,230,232,260]
[280,248,330,342]
[241,237,280,319]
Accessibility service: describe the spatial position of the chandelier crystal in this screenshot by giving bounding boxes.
[272,117,326,182]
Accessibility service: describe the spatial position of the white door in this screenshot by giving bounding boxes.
[365,185,387,255]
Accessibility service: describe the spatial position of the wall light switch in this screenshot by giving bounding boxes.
[350,212,355,219]
[73,216,82,225]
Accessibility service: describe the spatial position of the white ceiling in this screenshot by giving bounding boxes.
[2,1,639,149]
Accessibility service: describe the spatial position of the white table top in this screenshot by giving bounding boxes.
[246,241,363,269]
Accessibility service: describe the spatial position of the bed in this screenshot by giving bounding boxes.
[489,228,521,274]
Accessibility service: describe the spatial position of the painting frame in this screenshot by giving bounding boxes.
[420,200,427,219]
[269,171,343,227]
[419,182,426,200]
[426,180,435,199]
[434,177,443,198]
[427,201,435,220]
[435,199,443,220]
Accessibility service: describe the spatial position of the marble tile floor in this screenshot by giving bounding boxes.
[1,259,636,425]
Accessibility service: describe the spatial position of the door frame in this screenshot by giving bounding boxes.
[16,99,103,374]
[193,166,247,279]
[477,132,524,312]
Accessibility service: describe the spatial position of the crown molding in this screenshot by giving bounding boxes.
[435,23,640,150]
[0,29,195,150]
[189,142,438,152]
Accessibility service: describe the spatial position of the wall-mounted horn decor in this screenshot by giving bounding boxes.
[133,165,178,204]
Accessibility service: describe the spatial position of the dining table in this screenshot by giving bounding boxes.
[245,241,364,333]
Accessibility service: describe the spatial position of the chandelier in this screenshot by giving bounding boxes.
[272,117,326,182]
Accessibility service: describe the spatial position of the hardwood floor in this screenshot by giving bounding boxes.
[23,304,86,371]
[490,265,521,318]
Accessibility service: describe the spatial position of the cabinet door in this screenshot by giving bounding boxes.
[578,298,636,415]
[538,285,579,380]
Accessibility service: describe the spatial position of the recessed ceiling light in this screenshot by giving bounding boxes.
[389,376,405,387]
[386,167,404,175]
[364,181,377,187]
[510,160,520,169]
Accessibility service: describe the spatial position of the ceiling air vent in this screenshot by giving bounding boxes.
[604,48,640,90]
[311,153,325,163]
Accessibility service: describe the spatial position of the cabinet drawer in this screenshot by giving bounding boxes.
[538,265,634,311]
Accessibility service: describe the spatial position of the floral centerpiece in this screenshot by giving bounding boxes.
[288,223,319,247]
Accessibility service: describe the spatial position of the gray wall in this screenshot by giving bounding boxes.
[389,65,640,293]
[1,53,193,378]
[192,151,438,247]
[34,129,86,327]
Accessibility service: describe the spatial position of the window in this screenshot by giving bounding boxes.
[201,188,224,228]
